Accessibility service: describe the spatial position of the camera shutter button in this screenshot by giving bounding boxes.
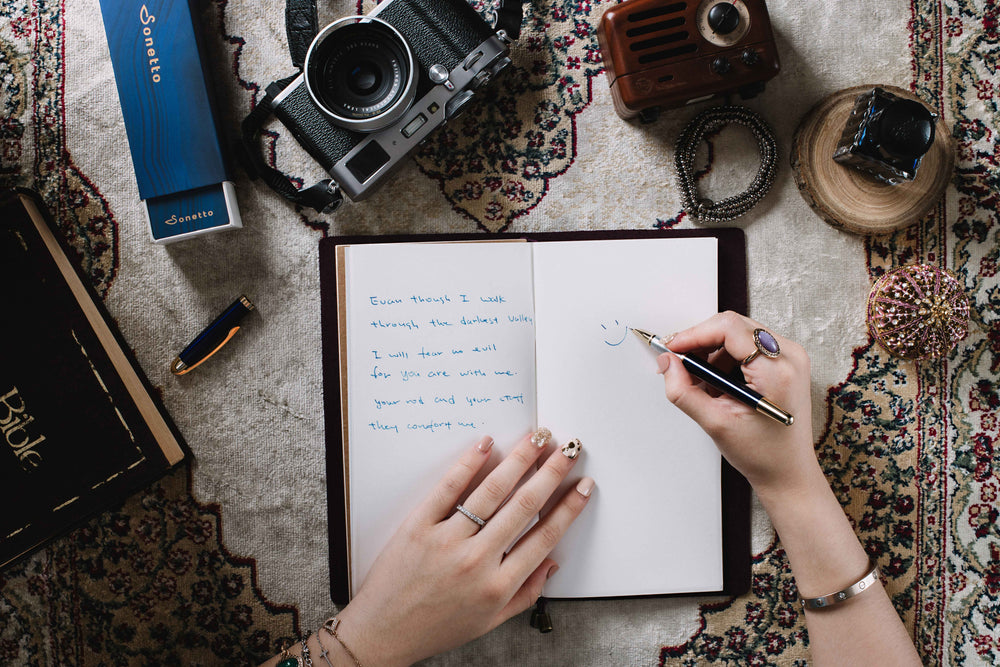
[429,64,455,90]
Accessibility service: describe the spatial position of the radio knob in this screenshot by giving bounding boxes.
[741,48,759,65]
[711,56,732,74]
[707,2,741,35]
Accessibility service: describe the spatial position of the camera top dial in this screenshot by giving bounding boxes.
[304,17,419,132]
[695,0,752,47]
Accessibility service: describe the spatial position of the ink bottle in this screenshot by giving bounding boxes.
[832,87,937,185]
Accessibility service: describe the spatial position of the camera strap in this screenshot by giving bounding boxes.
[491,0,523,40]
[286,0,318,70]
[240,75,344,214]
[237,0,341,215]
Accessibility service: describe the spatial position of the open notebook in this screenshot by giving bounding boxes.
[319,230,750,603]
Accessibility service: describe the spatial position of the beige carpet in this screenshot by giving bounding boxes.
[3,0,997,664]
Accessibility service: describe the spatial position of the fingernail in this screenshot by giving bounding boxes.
[546,565,560,579]
[664,332,677,344]
[477,436,494,453]
[657,353,671,374]
[576,477,595,497]
[531,427,552,448]
[561,438,582,460]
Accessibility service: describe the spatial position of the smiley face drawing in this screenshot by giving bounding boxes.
[601,320,628,347]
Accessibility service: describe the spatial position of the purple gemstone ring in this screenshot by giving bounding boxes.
[742,328,781,366]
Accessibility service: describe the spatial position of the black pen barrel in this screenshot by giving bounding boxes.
[681,355,763,409]
[634,329,793,426]
[175,295,254,370]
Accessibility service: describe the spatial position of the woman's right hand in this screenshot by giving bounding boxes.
[657,311,820,496]
[660,312,923,667]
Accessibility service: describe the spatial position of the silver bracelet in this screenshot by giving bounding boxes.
[800,561,881,610]
[300,638,313,667]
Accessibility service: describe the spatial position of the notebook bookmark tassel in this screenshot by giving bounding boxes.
[529,596,553,633]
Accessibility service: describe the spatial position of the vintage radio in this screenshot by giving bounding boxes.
[598,0,780,121]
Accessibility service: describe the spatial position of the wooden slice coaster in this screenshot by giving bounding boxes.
[790,84,955,235]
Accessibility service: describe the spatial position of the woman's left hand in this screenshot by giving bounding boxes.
[330,430,594,666]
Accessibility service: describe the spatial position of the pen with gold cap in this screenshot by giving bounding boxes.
[631,327,794,426]
[171,295,255,375]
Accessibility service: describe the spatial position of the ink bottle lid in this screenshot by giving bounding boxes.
[833,87,937,185]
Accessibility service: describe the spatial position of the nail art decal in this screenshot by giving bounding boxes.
[562,438,582,459]
[531,427,552,448]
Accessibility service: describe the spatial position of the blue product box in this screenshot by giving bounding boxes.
[99,0,241,243]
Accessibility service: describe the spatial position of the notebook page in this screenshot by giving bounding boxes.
[344,242,537,594]
[532,238,723,597]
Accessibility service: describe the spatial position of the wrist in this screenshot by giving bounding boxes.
[754,463,871,596]
[751,457,829,511]
[332,600,412,667]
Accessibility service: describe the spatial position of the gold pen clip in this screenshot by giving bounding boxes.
[170,327,242,375]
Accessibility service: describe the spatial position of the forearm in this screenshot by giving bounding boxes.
[757,463,921,666]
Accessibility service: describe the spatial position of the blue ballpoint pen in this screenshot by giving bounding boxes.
[631,327,794,426]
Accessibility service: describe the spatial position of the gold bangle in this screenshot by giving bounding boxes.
[320,616,364,667]
[800,561,881,610]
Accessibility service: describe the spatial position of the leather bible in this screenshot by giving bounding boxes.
[0,188,187,570]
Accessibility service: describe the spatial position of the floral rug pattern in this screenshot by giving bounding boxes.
[412,0,607,230]
[0,469,299,665]
[1,0,998,664]
[660,0,1000,664]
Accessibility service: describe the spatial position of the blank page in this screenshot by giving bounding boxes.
[531,238,723,597]
[344,242,537,594]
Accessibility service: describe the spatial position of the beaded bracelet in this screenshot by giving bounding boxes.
[800,561,881,610]
[674,105,778,223]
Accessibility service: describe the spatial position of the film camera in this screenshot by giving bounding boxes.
[242,0,523,213]
[598,0,780,121]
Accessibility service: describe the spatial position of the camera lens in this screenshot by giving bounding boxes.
[304,17,418,132]
[348,64,381,96]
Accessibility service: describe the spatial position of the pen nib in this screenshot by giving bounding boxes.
[630,328,655,345]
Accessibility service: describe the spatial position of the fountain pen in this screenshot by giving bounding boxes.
[170,295,255,376]
[631,328,794,426]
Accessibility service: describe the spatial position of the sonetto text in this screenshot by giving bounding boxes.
[164,210,215,226]
[139,5,162,83]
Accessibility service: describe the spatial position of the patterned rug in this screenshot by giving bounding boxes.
[1,0,997,665]
[0,468,299,665]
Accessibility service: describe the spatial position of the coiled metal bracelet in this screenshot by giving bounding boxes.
[674,105,778,223]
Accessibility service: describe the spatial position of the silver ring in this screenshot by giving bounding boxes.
[455,504,487,528]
